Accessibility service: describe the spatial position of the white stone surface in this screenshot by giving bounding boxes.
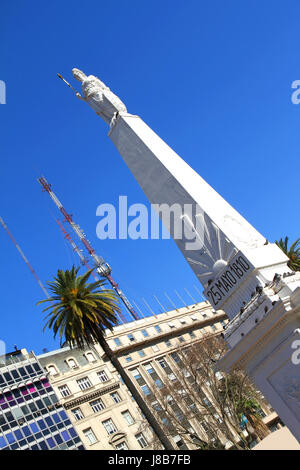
[253,426,300,450]
[74,71,300,444]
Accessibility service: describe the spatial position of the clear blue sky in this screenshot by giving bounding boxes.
[1,1,299,354]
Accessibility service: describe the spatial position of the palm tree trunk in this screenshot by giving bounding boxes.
[97,334,174,450]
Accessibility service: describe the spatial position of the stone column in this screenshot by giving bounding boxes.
[71,69,300,443]
[108,112,300,443]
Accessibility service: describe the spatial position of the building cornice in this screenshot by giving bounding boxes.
[63,382,120,409]
[105,312,227,357]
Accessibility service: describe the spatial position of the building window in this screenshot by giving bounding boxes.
[141,329,149,337]
[211,324,217,331]
[102,418,117,435]
[174,435,185,448]
[168,322,175,329]
[67,358,78,369]
[138,350,146,357]
[125,356,133,363]
[165,339,172,347]
[189,331,196,338]
[154,325,162,333]
[171,352,180,363]
[71,407,84,421]
[168,373,177,381]
[128,334,135,342]
[58,385,71,398]
[152,345,159,352]
[97,370,109,382]
[122,410,135,425]
[203,397,212,407]
[214,412,223,423]
[131,368,141,380]
[136,432,148,448]
[116,441,129,450]
[85,352,96,363]
[77,377,92,391]
[48,365,58,376]
[152,400,162,412]
[144,363,155,374]
[158,358,167,369]
[178,336,185,343]
[200,421,209,433]
[190,315,197,321]
[114,338,122,347]
[110,392,121,404]
[179,318,186,324]
[83,428,97,445]
[140,384,151,396]
[90,398,105,413]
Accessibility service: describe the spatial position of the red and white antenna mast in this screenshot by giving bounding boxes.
[55,218,127,324]
[38,176,139,321]
[0,216,49,299]
[55,218,97,279]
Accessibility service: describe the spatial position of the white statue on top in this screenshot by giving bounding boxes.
[72,68,127,125]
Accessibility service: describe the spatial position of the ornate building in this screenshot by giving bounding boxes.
[38,342,151,450]
[38,300,281,450]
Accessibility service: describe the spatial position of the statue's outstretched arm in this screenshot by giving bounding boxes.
[75,92,85,101]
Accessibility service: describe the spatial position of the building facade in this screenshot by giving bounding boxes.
[39,300,281,450]
[38,343,152,450]
[0,348,84,450]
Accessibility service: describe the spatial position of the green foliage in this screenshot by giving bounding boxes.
[37,266,120,349]
[276,236,300,271]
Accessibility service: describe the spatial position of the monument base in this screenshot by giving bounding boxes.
[219,282,300,443]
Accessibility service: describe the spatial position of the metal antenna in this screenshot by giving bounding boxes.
[0,216,49,299]
[55,218,127,325]
[132,300,145,318]
[164,292,177,310]
[55,219,97,277]
[184,288,197,304]
[193,284,204,301]
[142,298,157,317]
[153,295,166,313]
[38,176,139,321]
[174,290,187,307]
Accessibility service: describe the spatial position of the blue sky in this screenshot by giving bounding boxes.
[1,0,300,354]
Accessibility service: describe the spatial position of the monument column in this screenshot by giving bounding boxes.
[71,68,300,443]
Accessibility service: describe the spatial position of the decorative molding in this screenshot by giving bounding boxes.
[221,302,297,372]
[64,382,120,409]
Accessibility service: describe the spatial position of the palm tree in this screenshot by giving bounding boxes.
[276,237,300,271]
[38,266,174,450]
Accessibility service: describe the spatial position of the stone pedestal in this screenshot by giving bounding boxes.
[219,281,300,443]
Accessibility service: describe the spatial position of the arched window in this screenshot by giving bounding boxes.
[47,365,58,376]
[85,352,96,363]
[67,358,78,369]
